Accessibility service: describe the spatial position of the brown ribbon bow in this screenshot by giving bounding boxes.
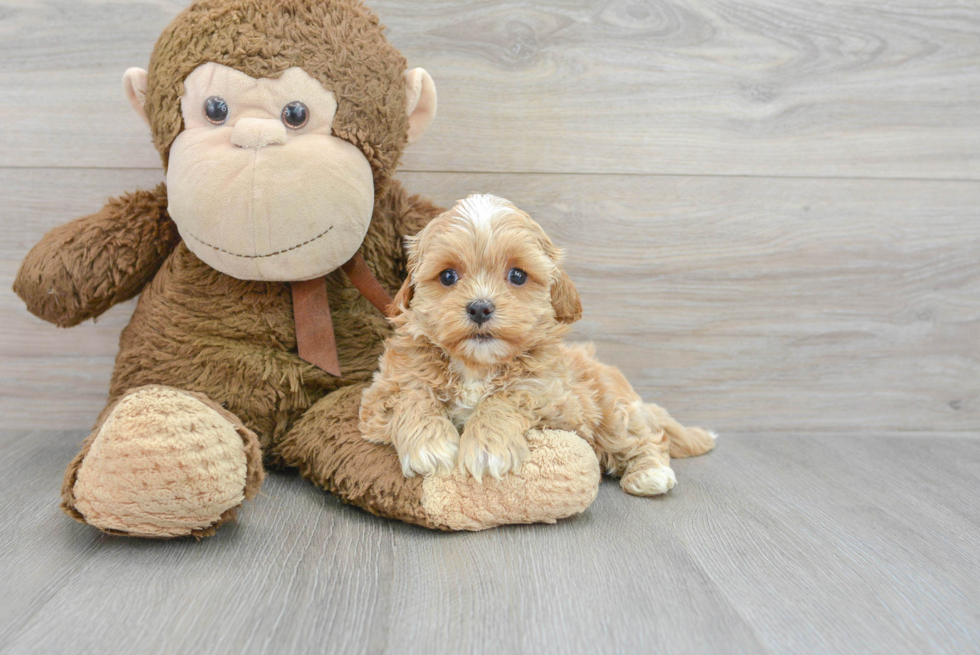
[291,252,393,377]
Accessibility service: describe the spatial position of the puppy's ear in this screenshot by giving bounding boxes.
[529,219,582,324]
[389,234,419,317]
[388,277,414,317]
[551,267,583,323]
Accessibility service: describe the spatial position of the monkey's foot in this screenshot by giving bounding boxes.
[421,429,601,530]
[63,386,264,538]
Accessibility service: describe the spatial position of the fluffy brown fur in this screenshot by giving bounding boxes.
[360,195,716,492]
[14,184,178,327]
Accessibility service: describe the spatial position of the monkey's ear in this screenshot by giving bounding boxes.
[404,68,437,145]
[551,268,583,324]
[123,68,150,126]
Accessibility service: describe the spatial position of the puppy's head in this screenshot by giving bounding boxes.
[391,194,582,365]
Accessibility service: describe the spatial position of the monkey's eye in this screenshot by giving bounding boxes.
[439,269,459,287]
[508,268,528,286]
[281,101,309,129]
[204,96,229,125]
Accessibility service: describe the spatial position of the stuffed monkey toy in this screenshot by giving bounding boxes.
[13,0,602,538]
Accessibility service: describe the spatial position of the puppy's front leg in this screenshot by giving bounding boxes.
[362,386,459,478]
[459,394,532,482]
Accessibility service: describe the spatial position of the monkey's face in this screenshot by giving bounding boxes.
[127,0,436,281]
[161,63,373,281]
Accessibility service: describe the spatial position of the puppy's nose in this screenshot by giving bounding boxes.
[466,300,495,326]
[231,118,288,149]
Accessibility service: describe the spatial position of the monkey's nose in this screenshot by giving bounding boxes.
[231,118,288,149]
[466,300,495,326]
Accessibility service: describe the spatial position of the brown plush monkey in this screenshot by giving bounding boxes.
[13,0,600,537]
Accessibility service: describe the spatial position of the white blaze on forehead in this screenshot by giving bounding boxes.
[468,277,497,302]
[453,194,511,231]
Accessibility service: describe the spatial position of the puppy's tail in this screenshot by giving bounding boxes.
[644,403,717,459]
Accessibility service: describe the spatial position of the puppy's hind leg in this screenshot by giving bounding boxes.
[618,402,718,495]
[579,356,676,496]
[614,400,678,497]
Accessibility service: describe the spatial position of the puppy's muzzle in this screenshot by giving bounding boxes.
[466,299,495,326]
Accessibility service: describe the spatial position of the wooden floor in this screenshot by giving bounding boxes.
[1,0,979,653]
[0,430,977,654]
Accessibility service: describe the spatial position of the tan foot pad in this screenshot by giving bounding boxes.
[421,429,601,531]
[72,386,259,538]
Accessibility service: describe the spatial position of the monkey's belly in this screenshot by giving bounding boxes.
[106,243,385,451]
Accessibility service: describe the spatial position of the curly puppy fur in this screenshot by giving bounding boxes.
[360,195,716,493]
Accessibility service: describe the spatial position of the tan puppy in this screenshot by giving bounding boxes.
[359,194,716,495]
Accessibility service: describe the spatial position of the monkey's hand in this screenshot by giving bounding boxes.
[13,183,179,327]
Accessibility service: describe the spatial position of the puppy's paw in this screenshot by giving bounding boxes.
[621,465,677,496]
[458,425,530,483]
[396,417,460,478]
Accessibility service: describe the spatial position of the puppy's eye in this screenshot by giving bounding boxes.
[508,268,528,286]
[281,101,309,129]
[439,269,458,286]
[204,96,229,125]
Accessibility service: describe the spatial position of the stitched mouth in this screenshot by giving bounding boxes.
[186,225,334,259]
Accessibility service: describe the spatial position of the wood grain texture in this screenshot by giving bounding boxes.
[1,0,979,178]
[1,430,978,654]
[3,168,978,432]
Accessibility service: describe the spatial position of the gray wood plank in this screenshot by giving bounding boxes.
[668,434,980,654]
[3,168,978,433]
[1,0,978,179]
[384,502,765,654]
[0,430,107,644]
[0,429,396,655]
[2,431,979,654]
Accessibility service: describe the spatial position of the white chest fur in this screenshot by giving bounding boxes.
[447,361,495,430]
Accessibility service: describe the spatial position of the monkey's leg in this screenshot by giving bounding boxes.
[62,385,264,538]
[275,384,601,531]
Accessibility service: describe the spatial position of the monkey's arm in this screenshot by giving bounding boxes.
[376,178,443,256]
[393,189,442,240]
[13,184,179,327]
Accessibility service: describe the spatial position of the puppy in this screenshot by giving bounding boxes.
[359,194,716,495]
